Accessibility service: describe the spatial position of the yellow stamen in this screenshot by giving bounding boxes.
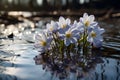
[50,26,53,31]
[84,21,90,27]
[40,41,47,46]
[91,31,96,38]
[61,24,66,28]
[66,32,72,38]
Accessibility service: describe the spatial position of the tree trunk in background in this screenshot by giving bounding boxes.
[43,0,48,9]
[66,0,69,9]
[29,0,33,8]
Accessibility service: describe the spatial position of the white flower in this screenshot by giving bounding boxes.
[80,13,97,27]
[57,16,71,34]
[46,21,58,33]
[58,16,71,29]
[87,26,105,47]
[34,32,52,53]
[59,26,80,46]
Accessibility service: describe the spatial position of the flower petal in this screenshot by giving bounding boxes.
[59,16,66,23]
[64,39,70,46]
[83,13,88,19]
[89,15,95,22]
[66,18,71,24]
[70,38,77,43]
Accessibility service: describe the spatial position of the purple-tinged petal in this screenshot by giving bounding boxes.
[90,22,98,27]
[59,16,65,23]
[79,18,84,24]
[93,39,102,48]
[89,15,95,22]
[66,18,71,24]
[70,38,77,43]
[64,39,70,46]
[83,13,88,19]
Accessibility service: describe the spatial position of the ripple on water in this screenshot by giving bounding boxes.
[0,19,120,80]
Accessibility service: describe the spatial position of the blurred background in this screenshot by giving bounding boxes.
[0,0,120,11]
[0,0,120,25]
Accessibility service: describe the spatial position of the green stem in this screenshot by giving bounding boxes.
[83,27,88,55]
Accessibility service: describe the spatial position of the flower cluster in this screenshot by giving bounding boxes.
[34,13,105,54]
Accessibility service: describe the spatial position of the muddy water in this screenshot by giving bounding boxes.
[0,18,120,80]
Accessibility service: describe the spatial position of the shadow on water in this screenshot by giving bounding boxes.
[0,16,120,80]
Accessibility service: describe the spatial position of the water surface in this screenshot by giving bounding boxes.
[0,18,120,80]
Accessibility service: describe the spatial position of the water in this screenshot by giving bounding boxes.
[0,18,120,80]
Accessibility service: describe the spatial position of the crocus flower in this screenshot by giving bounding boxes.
[34,32,52,53]
[87,26,105,47]
[58,16,71,34]
[58,16,71,28]
[46,21,58,33]
[80,13,97,28]
[59,26,80,46]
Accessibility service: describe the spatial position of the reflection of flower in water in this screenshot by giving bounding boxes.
[34,51,103,80]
